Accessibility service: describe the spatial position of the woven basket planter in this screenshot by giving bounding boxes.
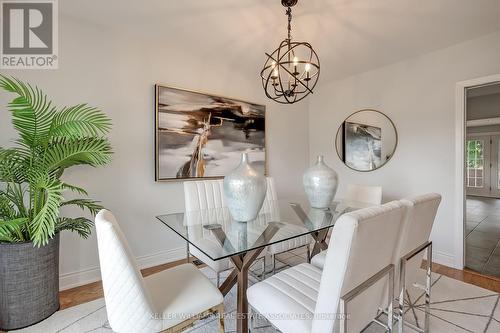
[0,234,60,330]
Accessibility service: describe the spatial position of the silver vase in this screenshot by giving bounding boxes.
[224,152,267,222]
[303,155,339,209]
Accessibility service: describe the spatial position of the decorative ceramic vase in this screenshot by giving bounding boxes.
[303,155,339,209]
[224,152,267,222]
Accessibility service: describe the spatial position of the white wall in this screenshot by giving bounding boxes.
[467,92,500,120]
[0,17,310,289]
[308,31,500,268]
[3,12,500,287]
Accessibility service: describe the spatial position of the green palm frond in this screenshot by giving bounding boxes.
[0,184,27,217]
[0,218,27,242]
[43,137,112,172]
[0,75,56,147]
[0,148,30,183]
[0,75,112,245]
[61,182,88,196]
[50,104,111,138]
[29,174,63,246]
[61,199,103,216]
[56,217,93,238]
[0,193,16,219]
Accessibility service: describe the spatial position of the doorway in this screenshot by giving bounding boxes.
[465,82,500,277]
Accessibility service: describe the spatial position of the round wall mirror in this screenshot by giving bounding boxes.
[335,109,397,172]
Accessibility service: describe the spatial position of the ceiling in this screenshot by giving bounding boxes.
[61,0,500,83]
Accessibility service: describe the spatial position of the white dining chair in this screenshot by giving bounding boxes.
[394,193,441,333]
[310,184,383,269]
[183,179,234,286]
[95,210,224,333]
[262,179,312,275]
[247,201,406,333]
[184,177,311,283]
[184,178,274,285]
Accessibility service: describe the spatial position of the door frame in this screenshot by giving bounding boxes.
[455,74,500,270]
[490,135,500,197]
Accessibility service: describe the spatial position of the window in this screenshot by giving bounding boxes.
[467,139,484,188]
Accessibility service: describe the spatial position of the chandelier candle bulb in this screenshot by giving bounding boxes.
[305,63,311,80]
[293,56,299,75]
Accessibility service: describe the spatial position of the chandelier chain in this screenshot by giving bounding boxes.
[286,7,292,40]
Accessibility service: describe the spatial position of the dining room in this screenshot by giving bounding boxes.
[2,0,500,333]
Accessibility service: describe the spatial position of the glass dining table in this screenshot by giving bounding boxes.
[156,196,370,333]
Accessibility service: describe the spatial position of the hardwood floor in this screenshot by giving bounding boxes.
[427,260,500,292]
[59,258,500,311]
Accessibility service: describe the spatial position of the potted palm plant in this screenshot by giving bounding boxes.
[0,75,112,330]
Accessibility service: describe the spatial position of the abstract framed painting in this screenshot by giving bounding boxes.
[155,85,266,181]
[343,121,382,171]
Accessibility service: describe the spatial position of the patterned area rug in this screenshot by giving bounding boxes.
[15,249,500,333]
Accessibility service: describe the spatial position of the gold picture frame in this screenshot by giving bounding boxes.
[155,84,267,182]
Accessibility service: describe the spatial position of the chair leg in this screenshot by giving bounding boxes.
[387,266,394,332]
[261,256,266,279]
[249,306,255,332]
[397,241,433,333]
[398,257,406,333]
[424,243,433,333]
[216,271,221,287]
[217,303,225,333]
[271,253,276,275]
[186,243,190,264]
[339,298,348,333]
[306,245,311,263]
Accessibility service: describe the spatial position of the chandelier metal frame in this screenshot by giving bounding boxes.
[261,0,320,104]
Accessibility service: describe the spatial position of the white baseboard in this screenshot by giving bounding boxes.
[59,265,102,291]
[136,246,186,269]
[59,246,186,291]
[432,250,456,268]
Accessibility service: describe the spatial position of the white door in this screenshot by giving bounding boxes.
[466,136,490,197]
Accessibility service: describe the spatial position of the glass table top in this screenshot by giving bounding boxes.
[156,196,371,261]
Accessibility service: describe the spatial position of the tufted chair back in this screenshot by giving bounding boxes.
[95,210,160,333]
[312,201,405,333]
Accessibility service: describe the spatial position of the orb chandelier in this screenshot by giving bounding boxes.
[261,0,320,104]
